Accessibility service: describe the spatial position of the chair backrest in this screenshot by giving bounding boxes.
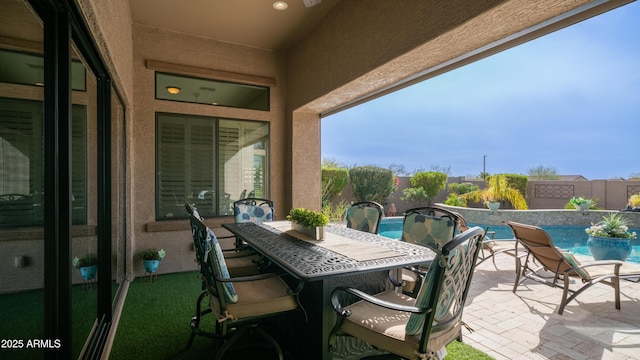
[506,221,584,279]
[233,197,274,224]
[402,206,460,251]
[346,201,384,234]
[188,210,239,304]
[405,226,485,346]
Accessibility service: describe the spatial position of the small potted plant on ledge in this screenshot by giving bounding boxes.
[140,248,166,282]
[287,207,330,240]
[569,196,592,211]
[73,253,98,289]
[585,213,637,261]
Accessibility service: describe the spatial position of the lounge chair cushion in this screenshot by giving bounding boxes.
[402,213,455,251]
[562,251,591,280]
[234,204,273,223]
[206,228,238,303]
[341,290,459,360]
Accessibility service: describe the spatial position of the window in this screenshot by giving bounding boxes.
[155,72,270,111]
[0,49,86,91]
[156,113,269,220]
[0,98,87,227]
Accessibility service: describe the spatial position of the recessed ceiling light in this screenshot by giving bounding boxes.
[273,1,288,10]
[166,86,181,94]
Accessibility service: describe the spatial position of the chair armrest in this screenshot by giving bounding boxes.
[330,286,430,317]
[564,259,623,275]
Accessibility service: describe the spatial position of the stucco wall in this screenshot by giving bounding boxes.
[129,25,287,277]
[285,0,596,114]
[437,204,640,229]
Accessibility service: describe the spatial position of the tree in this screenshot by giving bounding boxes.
[388,163,410,176]
[401,171,448,205]
[349,166,396,204]
[528,165,560,180]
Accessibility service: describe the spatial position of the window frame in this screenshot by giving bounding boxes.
[155,112,270,220]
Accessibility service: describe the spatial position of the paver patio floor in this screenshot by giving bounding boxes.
[463,254,640,360]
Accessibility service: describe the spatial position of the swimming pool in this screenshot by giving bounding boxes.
[378,217,640,264]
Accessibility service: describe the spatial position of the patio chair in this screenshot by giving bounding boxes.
[221,197,275,251]
[507,221,640,315]
[346,201,384,234]
[330,226,485,360]
[185,204,261,276]
[451,212,519,267]
[186,211,301,358]
[399,206,461,294]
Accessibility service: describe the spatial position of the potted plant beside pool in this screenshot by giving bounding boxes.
[570,196,592,211]
[287,207,329,240]
[140,248,166,274]
[585,213,637,261]
[73,253,98,282]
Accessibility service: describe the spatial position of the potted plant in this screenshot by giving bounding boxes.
[287,207,329,240]
[585,213,637,261]
[73,253,98,281]
[462,174,528,210]
[140,248,166,274]
[570,196,592,211]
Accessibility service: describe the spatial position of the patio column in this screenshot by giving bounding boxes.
[290,111,322,211]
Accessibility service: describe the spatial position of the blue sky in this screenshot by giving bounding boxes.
[321,2,640,180]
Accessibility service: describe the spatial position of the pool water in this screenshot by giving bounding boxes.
[378,217,640,264]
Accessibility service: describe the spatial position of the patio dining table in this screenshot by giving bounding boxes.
[222,220,435,360]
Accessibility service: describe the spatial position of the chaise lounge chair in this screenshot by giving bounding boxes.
[507,221,640,315]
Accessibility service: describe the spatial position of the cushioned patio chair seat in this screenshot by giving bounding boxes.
[210,276,298,320]
[339,290,459,360]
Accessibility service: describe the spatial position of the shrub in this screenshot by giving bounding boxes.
[628,193,640,209]
[322,200,350,223]
[349,166,396,204]
[321,166,349,207]
[463,174,528,209]
[444,193,467,207]
[448,182,479,195]
[401,171,447,205]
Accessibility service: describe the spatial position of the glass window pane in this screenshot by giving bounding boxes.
[218,119,269,213]
[0,0,45,357]
[0,49,86,91]
[155,72,269,111]
[0,99,87,227]
[156,114,268,219]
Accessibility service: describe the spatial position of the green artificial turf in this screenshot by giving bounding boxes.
[109,271,494,359]
[109,271,216,359]
[0,282,102,360]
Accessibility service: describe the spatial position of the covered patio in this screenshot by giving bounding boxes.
[1,0,638,358]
